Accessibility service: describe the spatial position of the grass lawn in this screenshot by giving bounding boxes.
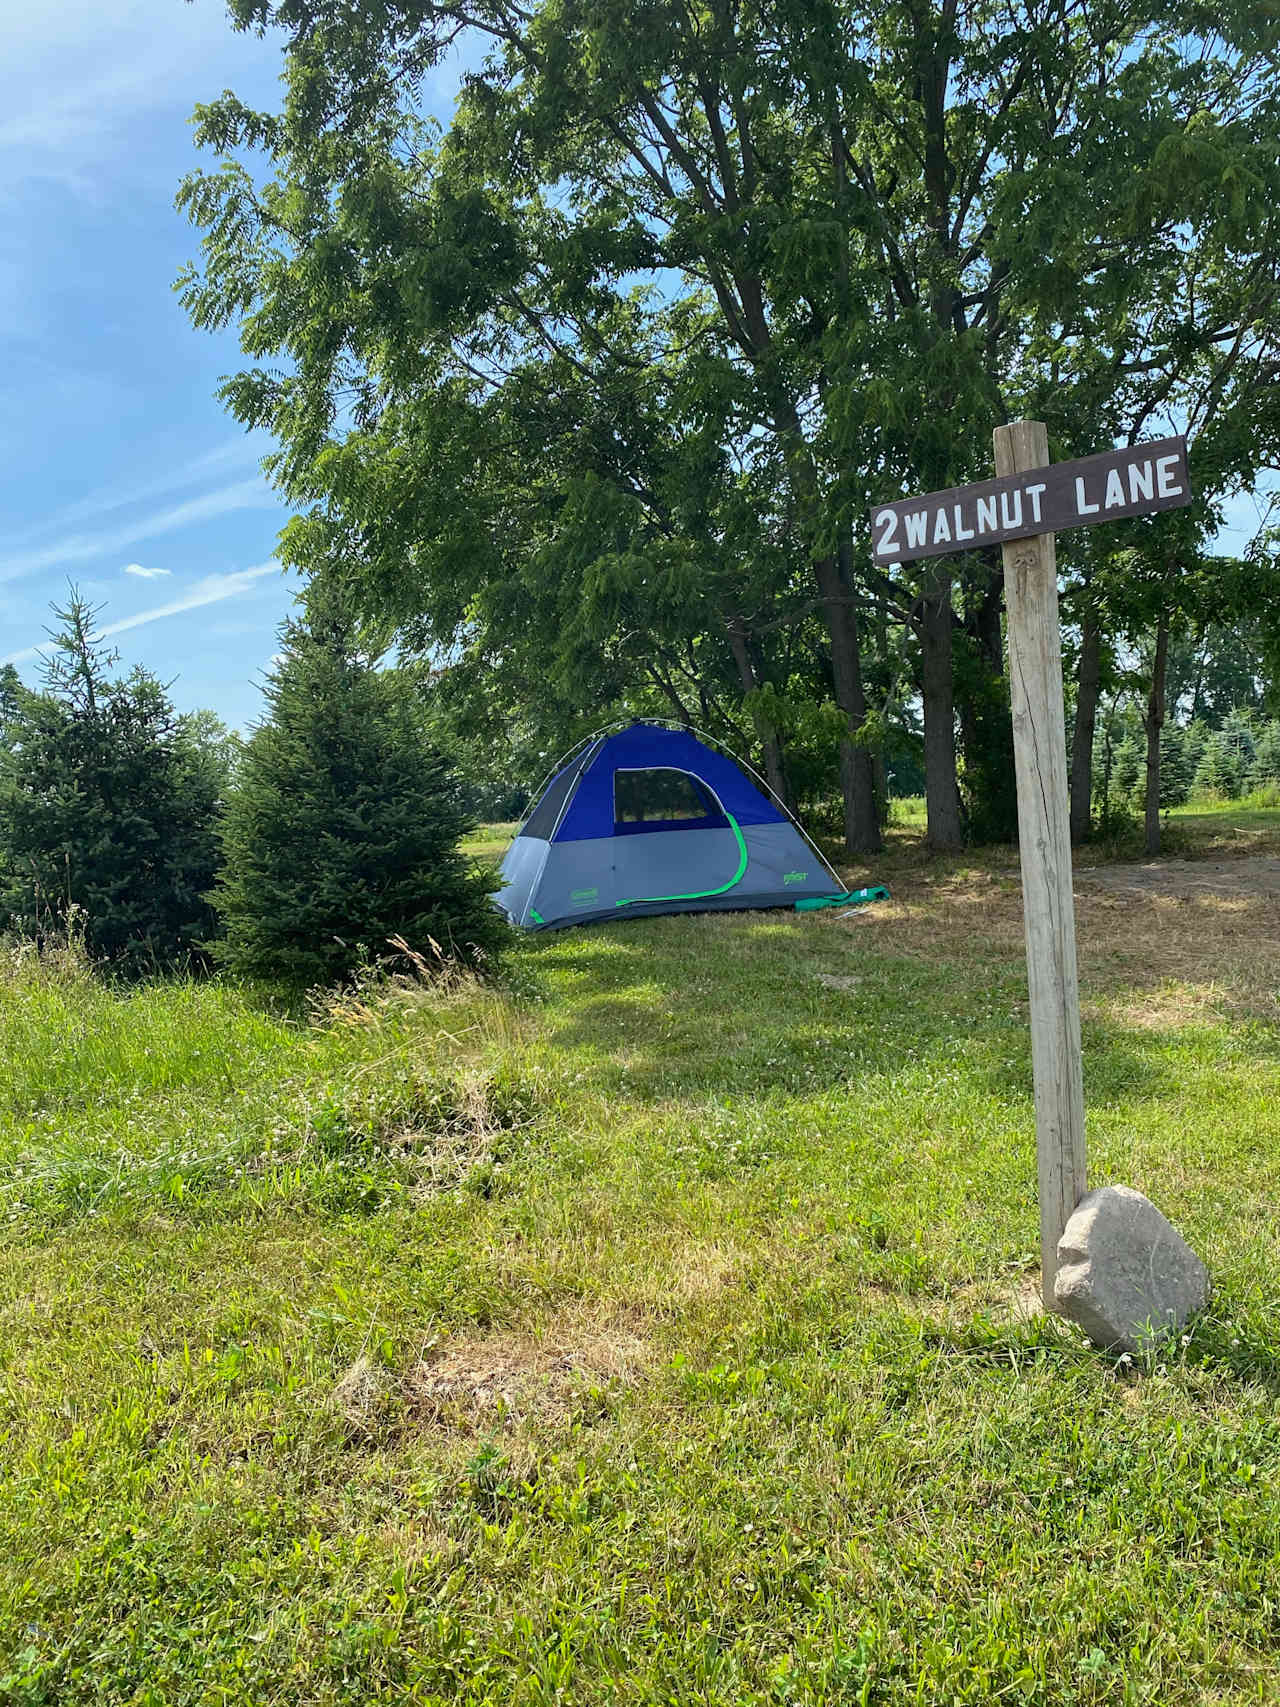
[463,824,520,865]
[1162,796,1280,859]
[1,817,1279,1703]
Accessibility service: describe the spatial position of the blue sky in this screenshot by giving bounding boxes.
[0,1,307,729]
[1,4,1268,733]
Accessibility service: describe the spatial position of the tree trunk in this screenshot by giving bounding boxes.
[814,550,881,853]
[1069,612,1102,845]
[969,560,1005,671]
[726,622,793,811]
[1100,696,1117,832]
[952,560,1017,845]
[872,746,888,824]
[1144,617,1169,856]
[766,386,879,854]
[919,572,964,849]
[646,664,693,726]
[1190,630,1208,723]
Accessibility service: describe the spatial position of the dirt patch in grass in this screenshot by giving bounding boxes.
[402,1321,650,1429]
[1095,980,1232,1031]
[664,1243,744,1304]
[1075,868,1280,1020]
[911,1272,1046,1328]
[331,1354,386,1434]
[814,971,864,991]
[821,867,1024,965]
[1077,855,1280,902]
[820,855,1280,1020]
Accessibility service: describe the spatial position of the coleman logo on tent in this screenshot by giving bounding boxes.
[783,871,808,884]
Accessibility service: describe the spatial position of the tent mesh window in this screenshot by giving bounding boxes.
[613,768,725,831]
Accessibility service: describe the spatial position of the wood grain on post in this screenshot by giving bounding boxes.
[993,419,1088,1308]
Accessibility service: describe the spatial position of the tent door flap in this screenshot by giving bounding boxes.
[614,813,749,908]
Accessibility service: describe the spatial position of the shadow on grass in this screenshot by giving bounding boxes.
[533,923,1183,1116]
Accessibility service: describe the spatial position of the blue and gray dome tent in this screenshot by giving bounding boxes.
[495,721,846,930]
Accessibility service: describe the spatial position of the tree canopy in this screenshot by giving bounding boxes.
[179,0,1280,849]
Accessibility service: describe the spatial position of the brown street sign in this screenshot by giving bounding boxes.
[870,434,1191,566]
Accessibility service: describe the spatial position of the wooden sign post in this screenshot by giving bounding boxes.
[992,421,1087,1307]
[871,426,1191,1310]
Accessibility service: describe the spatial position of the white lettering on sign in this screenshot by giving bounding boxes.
[1128,461,1154,501]
[1075,476,1099,516]
[1157,454,1183,497]
[868,435,1190,566]
[904,510,929,549]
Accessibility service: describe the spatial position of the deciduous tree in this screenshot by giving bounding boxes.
[179,0,1280,853]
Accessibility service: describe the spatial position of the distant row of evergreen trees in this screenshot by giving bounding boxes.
[1094,708,1280,819]
[0,593,506,985]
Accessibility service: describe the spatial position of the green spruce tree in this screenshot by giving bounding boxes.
[0,594,228,974]
[1251,720,1280,789]
[1193,733,1245,799]
[1181,718,1211,788]
[1159,724,1192,809]
[215,603,506,986]
[1112,733,1145,804]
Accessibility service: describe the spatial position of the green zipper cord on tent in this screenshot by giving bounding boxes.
[615,811,749,908]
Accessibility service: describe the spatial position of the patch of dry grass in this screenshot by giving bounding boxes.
[404,1322,649,1429]
[816,852,1280,1023]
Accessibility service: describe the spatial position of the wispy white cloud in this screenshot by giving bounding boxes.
[100,562,280,639]
[0,61,155,167]
[3,440,266,551]
[123,562,171,579]
[0,2,287,193]
[3,561,281,666]
[0,478,278,585]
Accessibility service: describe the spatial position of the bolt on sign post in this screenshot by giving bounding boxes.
[871,426,1191,1307]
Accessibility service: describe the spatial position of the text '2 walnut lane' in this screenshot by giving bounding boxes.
[870,435,1192,567]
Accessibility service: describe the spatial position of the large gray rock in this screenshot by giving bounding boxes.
[1054,1185,1208,1354]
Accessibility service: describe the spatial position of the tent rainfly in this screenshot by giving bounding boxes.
[495,721,845,930]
